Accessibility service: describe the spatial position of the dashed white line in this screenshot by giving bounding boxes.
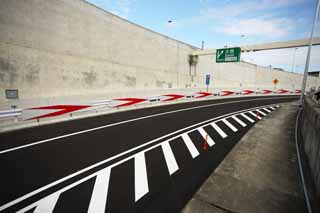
[240,113,254,123]
[263,108,271,113]
[249,111,262,120]
[161,141,179,175]
[257,109,267,116]
[182,133,199,158]
[88,167,111,213]
[210,122,228,138]
[134,152,149,201]
[222,118,238,132]
[197,127,215,146]
[231,115,246,127]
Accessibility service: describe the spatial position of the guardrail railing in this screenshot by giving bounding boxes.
[0,109,22,119]
[0,88,300,123]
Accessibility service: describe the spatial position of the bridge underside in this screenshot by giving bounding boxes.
[194,37,320,56]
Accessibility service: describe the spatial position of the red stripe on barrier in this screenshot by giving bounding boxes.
[294,89,301,94]
[262,89,273,94]
[278,89,289,94]
[113,98,147,107]
[242,90,254,95]
[162,94,184,101]
[28,105,91,120]
[196,92,212,98]
[221,91,234,96]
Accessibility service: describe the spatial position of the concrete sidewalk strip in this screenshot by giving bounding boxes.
[182,102,307,213]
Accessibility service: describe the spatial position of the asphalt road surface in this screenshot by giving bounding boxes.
[0,95,298,213]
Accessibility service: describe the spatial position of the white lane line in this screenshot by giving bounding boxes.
[16,171,99,213]
[88,167,111,213]
[134,152,149,202]
[197,127,215,146]
[32,193,60,213]
[249,111,262,120]
[161,141,179,175]
[240,113,254,123]
[222,118,238,132]
[231,115,246,127]
[0,96,293,155]
[0,104,282,212]
[182,133,199,158]
[263,108,271,113]
[257,109,266,116]
[210,122,228,138]
[270,107,275,110]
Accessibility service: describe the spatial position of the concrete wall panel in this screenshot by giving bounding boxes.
[0,0,319,110]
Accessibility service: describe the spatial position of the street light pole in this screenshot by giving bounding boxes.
[299,0,320,104]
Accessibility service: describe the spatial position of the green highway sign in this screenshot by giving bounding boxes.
[216,47,241,63]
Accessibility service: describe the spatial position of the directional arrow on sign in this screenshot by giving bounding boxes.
[262,89,273,94]
[220,91,235,96]
[26,105,91,120]
[218,50,224,59]
[162,94,185,101]
[113,98,147,107]
[196,92,212,98]
[242,90,254,95]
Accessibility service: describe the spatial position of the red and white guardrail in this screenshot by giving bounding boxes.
[0,89,301,121]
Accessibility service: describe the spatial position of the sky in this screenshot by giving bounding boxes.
[87,0,320,73]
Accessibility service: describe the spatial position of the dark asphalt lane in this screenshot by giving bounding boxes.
[0,95,297,212]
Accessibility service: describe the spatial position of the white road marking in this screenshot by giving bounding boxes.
[182,133,199,158]
[16,170,101,213]
[210,122,228,138]
[263,108,271,113]
[231,115,246,127]
[0,97,292,155]
[249,111,262,119]
[257,109,266,116]
[134,152,149,201]
[88,167,111,213]
[197,127,215,146]
[0,104,280,212]
[270,107,275,110]
[222,118,238,132]
[161,141,179,175]
[33,193,59,213]
[240,113,254,123]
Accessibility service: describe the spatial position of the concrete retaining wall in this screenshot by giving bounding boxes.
[0,0,319,110]
[301,96,320,206]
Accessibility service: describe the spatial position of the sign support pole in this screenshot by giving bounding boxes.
[299,0,320,105]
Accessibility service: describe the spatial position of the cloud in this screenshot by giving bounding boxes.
[113,0,134,19]
[88,0,135,19]
[242,46,320,73]
[167,0,306,41]
[219,17,293,38]
[201,0,304,19]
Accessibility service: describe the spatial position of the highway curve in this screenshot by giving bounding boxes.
[0,95,298,213]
